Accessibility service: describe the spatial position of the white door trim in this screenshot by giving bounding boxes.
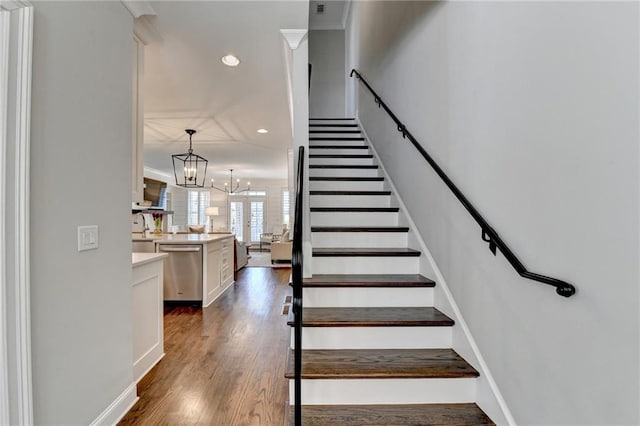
[0,1,33,424]
[0,8,11,425]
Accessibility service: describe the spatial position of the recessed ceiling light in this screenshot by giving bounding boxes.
[256,128,268,134]
[221,54,240,67]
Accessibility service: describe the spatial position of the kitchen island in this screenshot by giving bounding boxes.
[133,233,235,308]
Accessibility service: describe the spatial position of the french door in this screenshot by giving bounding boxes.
[229,196,265,244]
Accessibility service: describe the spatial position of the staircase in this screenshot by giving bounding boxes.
[284,118,495,425]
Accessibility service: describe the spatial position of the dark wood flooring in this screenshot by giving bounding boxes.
[118,267,292,426]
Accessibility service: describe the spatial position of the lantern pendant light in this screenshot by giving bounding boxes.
[172,129,208,188]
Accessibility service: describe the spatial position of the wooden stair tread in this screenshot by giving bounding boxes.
[310,130,362,133]
[285,348,479,379]
[310,164,378,169]
[311,207,399,212]
[313,248,421,257]
[310,118,355,120]
[309,123,359,127]
[311,226,409,232]
[310,145,369,149]
[310,177,384,181]
[303,274,435,287]
[287,307,453,327]
[310,137,365,141]
[310,154,373,158]
[285,403,495,425]
[310,190,391,196]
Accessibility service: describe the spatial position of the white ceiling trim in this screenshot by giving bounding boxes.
[280,29,308,50]
[0,1,31,11]
[341,0,352,30]
[133,15,161,45]
[121,0,155,19]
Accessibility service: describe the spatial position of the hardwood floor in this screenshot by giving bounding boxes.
[119,267,292,426]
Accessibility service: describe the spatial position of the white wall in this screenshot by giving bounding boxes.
[30,2,134,424]
[309,30,346,117]
[347,2,639,425]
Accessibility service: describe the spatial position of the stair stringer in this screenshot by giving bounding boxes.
[356,118,516,426]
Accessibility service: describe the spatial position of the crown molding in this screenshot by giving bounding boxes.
[134,15,161,45]
[121,0,155,19]
[0,1,31,11]
[341,0,352,30]
[280,29,308,50]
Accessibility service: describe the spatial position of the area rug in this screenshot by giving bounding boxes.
[246,251,291,269]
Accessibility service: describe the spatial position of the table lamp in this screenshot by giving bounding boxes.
[205,206,219,232]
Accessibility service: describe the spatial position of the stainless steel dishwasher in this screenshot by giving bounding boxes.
[157,244,203,302]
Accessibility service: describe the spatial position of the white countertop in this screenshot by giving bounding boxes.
[132,252,168,267]
[132,233,234,244]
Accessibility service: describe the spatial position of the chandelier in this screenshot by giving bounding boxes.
[172,129,208,187]
[210,169,251,194]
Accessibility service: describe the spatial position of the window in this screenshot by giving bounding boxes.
[282,189,290,227]
[187,190,210,225]
[250,201,264,242]
[230,201,244,241]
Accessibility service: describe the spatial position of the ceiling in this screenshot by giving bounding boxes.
[309,1,350,30]
[141,1,309,182]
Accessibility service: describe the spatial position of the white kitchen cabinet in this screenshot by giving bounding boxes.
[221,238,234,287]
[204,241,222,305]
[132,253,166,383]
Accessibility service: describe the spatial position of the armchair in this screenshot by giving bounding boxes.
[270,229,291,263]
[270,241,292,263]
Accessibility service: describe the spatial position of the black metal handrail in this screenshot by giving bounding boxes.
[291,146,305,424]
[350,69,576,298]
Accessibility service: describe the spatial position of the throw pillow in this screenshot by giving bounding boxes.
[188,225,205,234]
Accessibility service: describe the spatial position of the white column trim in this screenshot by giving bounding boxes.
[120,0,155,19]
[280,29,308,50]
[0,2,34,424]
[0,9,10,426]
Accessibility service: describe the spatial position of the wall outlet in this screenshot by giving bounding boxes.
[77,225,98,251]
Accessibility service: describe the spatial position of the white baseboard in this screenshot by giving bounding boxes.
[202,279,235,308]
[89,382,138,426]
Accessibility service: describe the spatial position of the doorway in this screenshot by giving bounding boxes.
[229,193,266,245]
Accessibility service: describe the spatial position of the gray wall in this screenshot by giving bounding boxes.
[347,2,639,425]
[309,30,346,117]
[30,2,134,423]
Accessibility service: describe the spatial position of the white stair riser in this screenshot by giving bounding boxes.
[291,327,452,350]
[309,168,379,178]
[309,120,357,126]
[289,378,477,405]
[303,286,433,307]
[311,211,399,226]
[310,180,384,191]
[309,148,369,156]
[312,232,408,248]
[310,140,368,148]
[309,132,363,138]
[310,195,390,208]
[309,157,374,166]
[309,126,359,131]
[312,256,419,275]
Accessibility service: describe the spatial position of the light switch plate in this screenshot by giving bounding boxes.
[78,225,98,251]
